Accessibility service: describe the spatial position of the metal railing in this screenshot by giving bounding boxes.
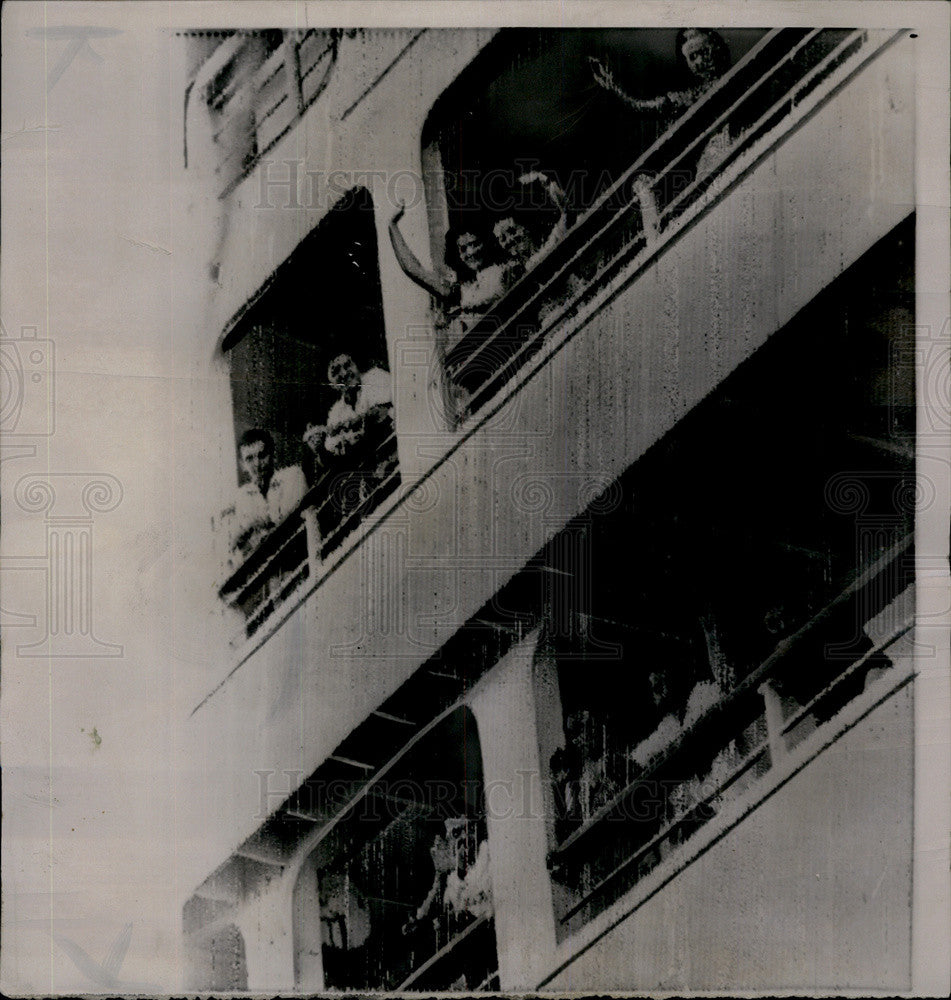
[548,534,914,931]
[444,27,897,420]
[396,913,496,992]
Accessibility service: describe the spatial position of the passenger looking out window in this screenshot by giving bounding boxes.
[388,201,510,351]
[324,353,393,459]
[492,170,582,326]
[590,28,735,181]
[303,353,396,522]
[590,29,731,124]
[402,817,492,946]
[222,428,306,571]
[491,171,569,277]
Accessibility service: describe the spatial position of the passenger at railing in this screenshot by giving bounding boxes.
[301,419,328,485]
[320,353,397,508]
[388,201,509,348]
[403,825,452,931]
[403,818,491,945]
[442,817,492,926]
[628,667,684,771]
[550,709,621,838]
[225,429,307,566]
[625,663,739,831]
[491,171,569,277]
[492,171,586,327]
[590,29,731,126]
[319,868,371,952]
[549,745,581,840]
[590,29,734,183]
[318,867,372,990]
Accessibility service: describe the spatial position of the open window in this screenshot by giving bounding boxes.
[533,218,915,937]
[425,29,767,236]
[419,29,767,416]
[217,186,400,636]
[295,708,498,991]
[418,29,874,424]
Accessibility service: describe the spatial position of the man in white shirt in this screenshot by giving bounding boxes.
[306,355,397,524]
[323,353,394,457]
[227,428,307,565]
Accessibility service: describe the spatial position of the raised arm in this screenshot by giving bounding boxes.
[388,202,454,300]
[589,56,668,114]
[518,171,569,264]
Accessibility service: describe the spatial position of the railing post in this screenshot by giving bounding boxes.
[759,679,788,763]
[302,506,322,577]
[633,175,660,240]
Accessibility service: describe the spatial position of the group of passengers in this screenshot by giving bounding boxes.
[222,352,395,572]
[402,818,492,941]
[549,612,740,842]
[388,169,569,348]
[549,670,739,848]
[221,29,734,574]
[388,29,733,349]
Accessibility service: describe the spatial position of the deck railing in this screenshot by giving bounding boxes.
[548,534,914,934]
[396,914,497,992]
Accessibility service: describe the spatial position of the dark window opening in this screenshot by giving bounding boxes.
[218,186,400,635]
[428,28,767,230]
[533,217,915,937]
[415,28,871,424]
[303,709,497,992]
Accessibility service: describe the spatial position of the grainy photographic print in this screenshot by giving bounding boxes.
[1,1,949,996]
